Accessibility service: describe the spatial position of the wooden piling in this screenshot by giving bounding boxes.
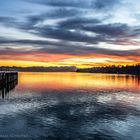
[0,71,18,98]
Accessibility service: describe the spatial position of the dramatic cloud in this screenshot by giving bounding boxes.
[0,0,140,67]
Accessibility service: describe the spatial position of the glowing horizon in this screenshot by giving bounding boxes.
[0,0,140,67]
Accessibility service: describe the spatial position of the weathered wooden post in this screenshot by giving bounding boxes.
[0,71,18,98]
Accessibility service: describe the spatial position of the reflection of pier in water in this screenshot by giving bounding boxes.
[0,72,18,98]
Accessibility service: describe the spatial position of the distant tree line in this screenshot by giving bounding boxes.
[0,66,77,72]
[1,65,140,74]
[77,64,140,75]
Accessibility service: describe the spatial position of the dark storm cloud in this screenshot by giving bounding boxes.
[34,27,100,43]
[0,17,14,22]
[93,0,119,10]
[0,16,17,26]
[28,0,120,10]
[24,16,140,45]
[44,8,81,18]
[0,14,129,40]
[0,37,140,59]
[0,0,140,60]
[0,14,140,57]
[58,17,101,28]
[82,24,129,37]
[0,0,133,45]
[0,11,140,46]
[27,8,81,23]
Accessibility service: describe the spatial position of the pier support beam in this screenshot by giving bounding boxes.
[0,71,18,98]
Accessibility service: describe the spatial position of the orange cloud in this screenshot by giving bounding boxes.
[0,51,139,68]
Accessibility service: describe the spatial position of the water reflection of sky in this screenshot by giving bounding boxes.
[0,72,140,140]
[18,72,140,92]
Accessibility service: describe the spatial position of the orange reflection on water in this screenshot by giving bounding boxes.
[17,72,140,92]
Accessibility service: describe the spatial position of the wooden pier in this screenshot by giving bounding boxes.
[0,71,18,98]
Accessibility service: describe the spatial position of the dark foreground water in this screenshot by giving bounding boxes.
[0,72,140,140]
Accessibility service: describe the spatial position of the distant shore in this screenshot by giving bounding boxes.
[76,65,140,75]
[76,71,140,75]
[0,65,140,75]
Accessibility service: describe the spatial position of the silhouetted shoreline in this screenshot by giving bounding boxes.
[0,65,140,75]
[77,64,140,75]
[0,66,77,72]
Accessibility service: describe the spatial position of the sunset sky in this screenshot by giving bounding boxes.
[0,0,140,68]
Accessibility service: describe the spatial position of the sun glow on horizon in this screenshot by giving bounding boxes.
[0,57,139,68]
[0,0,140,68]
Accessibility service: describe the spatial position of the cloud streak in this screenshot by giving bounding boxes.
[0,0,140,67]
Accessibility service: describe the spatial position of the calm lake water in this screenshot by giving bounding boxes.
[0,72,140,140]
